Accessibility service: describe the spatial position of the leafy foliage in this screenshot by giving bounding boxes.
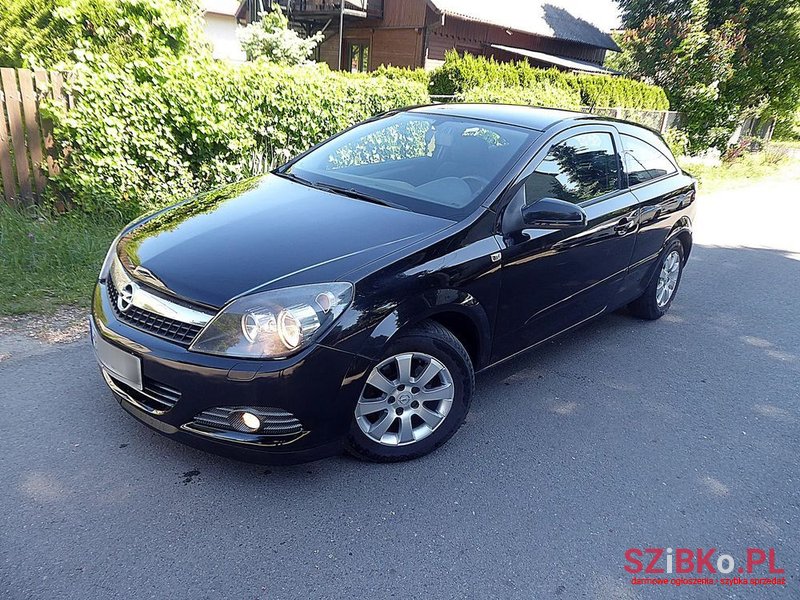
[663,128,690,157]
[370,65,432,86]
[430,50,669,110]
[0,0,209,68]
[42,57,429,216]
[614,0,800,151]
[458,82,581,109]
[774,109,800,140]
[238,6,323,64]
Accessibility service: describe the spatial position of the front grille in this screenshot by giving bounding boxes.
[108,373,181,413]
[107,278,203,346]
[192,407,304,437]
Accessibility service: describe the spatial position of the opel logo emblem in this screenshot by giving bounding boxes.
[118,282,136,313]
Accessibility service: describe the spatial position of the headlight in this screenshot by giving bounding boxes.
[188,283,354,359]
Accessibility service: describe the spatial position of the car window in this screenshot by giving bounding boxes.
[327,118,434,169]
[621,134,677,185]
[285,112,537,220]
[524,132,619,205]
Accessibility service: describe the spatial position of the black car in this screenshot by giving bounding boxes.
[91,104,696,464]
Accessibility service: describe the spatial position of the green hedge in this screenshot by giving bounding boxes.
[431,50,669,110]
[458,82,581,109]
[44,58,429,216]
[0,0,209,69]
[371,64,431,87]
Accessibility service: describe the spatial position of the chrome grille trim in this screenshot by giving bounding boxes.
[110,257,214,327]
[108,278,204,346]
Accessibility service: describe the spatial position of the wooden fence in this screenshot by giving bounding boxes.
[0,68,68,208]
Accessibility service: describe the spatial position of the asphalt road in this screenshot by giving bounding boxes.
[1,171,799,599]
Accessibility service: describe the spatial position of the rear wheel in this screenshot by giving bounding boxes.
[345,321,474,462]
[628,239,685,320]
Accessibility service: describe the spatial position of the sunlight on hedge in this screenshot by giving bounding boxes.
[43,58,429,216]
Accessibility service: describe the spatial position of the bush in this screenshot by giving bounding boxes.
[431,50,669,110]
[458,82,581,109]
[43,58,429,216]
[371,65,431,87]
[571,73,669,110]
[238,6,323,64]
[774,109,800,141]
[430,51,518,96]
[0,0,209,68]
[663,128,690,157]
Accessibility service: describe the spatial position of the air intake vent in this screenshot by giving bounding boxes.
[107,373,181,414]
[191,407,303,437]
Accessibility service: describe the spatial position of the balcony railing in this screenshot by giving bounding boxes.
[273,0,383,19]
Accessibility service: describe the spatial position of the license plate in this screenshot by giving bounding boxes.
[92,324,143,391]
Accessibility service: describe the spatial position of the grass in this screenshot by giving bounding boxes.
[0,206,128,315]
[678,145,795,194]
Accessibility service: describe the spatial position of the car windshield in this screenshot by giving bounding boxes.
[282,112,538,219]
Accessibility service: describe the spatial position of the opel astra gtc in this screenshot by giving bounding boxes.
[91,104,696,463]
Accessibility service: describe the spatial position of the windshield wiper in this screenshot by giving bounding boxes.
[315,183,406,209]
[274,171,313,187]
[276,171,408,211]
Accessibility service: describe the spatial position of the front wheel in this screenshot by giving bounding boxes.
[628,239,685,320]
[345,321,474,462]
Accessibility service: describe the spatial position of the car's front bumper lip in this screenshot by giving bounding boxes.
[91,281,372,464]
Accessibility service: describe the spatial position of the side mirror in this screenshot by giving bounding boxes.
[522,197,587,229]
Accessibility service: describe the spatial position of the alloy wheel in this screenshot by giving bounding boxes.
[355,352,454,446]
[656,250,681,308]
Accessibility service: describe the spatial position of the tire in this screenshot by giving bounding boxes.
[628,238,685,320]
[345,321,474,462]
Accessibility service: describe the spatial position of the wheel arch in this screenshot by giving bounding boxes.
[359,289,492,370]
[669,217,693,263]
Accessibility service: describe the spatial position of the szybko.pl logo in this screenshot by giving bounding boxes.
[625,547,786,587]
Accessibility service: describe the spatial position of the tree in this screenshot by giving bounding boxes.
[238,7,323,65]
[0,0,209,68]
[610,0,746,150]
[614,0,800,149]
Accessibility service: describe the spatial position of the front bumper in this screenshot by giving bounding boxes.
[91,281,372,464]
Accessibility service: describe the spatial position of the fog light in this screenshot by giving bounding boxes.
[240,411,261,432]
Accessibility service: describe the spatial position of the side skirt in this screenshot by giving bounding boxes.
[477,307,607,374]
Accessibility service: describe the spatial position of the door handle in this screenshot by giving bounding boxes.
[614,217,636,235]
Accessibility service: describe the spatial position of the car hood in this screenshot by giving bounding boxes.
[116,175,453,308]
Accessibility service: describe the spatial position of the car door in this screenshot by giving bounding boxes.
[491,125,641,362]
[614,128,697,303]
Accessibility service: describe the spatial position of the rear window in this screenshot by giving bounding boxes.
[621,133,677,186]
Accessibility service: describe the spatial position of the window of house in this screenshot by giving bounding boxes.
[349,42,370,72]
[621,134,678,185]
[525,132,619,205]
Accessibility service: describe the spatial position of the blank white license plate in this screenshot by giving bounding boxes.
[92,325,143,391]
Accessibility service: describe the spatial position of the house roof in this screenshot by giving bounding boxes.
[201,0,239,17]
[490,44,620,74]
[428,0,621,52]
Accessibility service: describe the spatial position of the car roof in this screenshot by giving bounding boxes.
[406,103,661,138]
[407,103,592,131]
